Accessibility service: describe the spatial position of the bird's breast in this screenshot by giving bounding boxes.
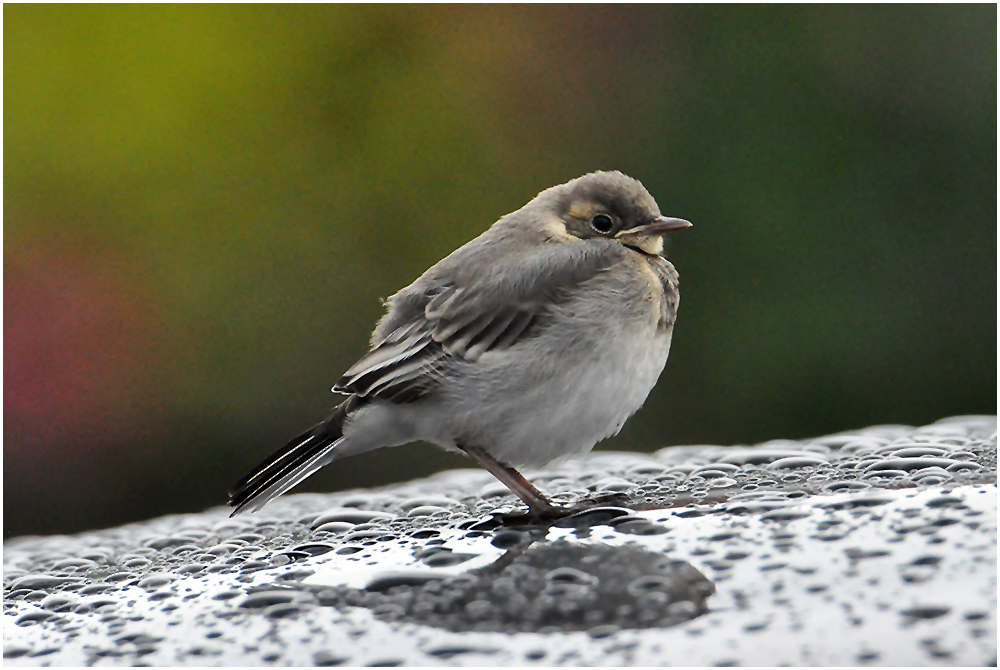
[441,296,675,468]
[634,253,680,332]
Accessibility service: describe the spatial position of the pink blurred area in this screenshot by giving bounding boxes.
[4,228,163,484]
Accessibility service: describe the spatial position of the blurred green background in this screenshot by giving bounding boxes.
[5,5,996,538]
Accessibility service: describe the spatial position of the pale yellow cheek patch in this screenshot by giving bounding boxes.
[633,235,664,255]
[539,211,578,242]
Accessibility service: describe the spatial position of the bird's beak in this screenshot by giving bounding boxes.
[615,216,691,254]
[616,216,693,242]
[615,217,691,254]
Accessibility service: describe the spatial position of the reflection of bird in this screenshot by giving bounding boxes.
[229,171,691,517]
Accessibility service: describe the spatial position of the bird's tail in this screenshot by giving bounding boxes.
[228,396,362,516]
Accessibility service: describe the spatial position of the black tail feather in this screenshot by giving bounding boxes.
[228,425,319,499]
[227,396,361,515]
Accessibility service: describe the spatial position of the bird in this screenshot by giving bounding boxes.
[228,171,691,518]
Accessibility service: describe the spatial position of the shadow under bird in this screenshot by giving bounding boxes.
[229,171,691,518]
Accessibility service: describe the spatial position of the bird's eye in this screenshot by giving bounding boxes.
[591,214,614,234]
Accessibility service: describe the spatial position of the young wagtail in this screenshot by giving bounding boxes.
[229,171,691,518]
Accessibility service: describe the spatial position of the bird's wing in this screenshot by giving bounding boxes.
[334,240,626,403]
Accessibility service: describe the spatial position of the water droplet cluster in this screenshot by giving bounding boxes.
[3,416,995,665]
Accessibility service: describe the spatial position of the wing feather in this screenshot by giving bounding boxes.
[464,309,518,361]
[335,241,627,403]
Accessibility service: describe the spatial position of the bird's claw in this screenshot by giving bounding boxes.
[498,491,635,525]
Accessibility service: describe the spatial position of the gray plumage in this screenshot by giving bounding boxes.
[229,171,689,516]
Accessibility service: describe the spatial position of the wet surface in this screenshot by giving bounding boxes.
[4,415,996,665]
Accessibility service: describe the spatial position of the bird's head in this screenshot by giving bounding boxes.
[529,171,691,255]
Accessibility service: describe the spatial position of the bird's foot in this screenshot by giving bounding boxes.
[490,492,635,526]
[566,491,634,510]
[535,491,634,516]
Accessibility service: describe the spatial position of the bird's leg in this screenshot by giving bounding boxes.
[457,444,564,517]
